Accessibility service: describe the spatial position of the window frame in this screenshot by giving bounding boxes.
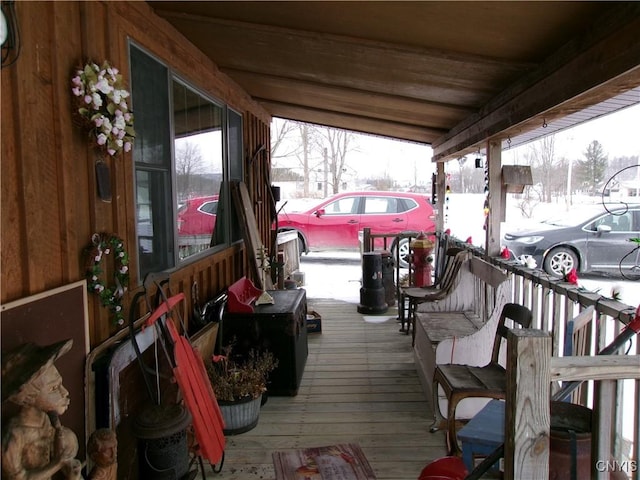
[129,42,243,281]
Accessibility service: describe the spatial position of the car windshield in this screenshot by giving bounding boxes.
[540,209,605,227]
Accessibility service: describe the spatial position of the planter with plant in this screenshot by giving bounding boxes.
[206,344,278,435]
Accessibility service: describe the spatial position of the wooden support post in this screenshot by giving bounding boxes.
[593,380,616,479]
[436,161,445,231]
[362,228,371,253]
[505,329,551,480]
[485,139,502,257]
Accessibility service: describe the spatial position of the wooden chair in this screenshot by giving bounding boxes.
[430,302,533,455]
[558,305,595,404]
[401,248,471,342]
[432,232,451,286]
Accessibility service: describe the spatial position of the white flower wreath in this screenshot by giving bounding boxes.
[71,61,135,157]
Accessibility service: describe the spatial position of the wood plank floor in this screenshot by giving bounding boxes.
[206,297,448,480]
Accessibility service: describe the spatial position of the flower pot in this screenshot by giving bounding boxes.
[219,394,262,435]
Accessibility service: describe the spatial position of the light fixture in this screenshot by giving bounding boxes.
[1,1,20,68]
[0,7,7,45]
[474,148,483,168]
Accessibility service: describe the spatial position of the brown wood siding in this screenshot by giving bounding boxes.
[1,1,271,348]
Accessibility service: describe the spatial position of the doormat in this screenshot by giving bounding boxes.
[273,443,377,480]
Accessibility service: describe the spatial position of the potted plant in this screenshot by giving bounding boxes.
[206,344,278,435]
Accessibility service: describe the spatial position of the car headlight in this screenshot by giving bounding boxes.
[514,235,544,245]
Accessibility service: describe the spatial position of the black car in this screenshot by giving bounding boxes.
[503,204,640,278]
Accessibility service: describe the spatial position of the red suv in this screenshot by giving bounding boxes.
[277,191,436,266]
[177,195,218,236]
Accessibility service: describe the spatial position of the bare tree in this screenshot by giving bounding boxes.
[175,141,204,199]
[517,184,543,218]
[270,119,357,196]
[298,123,312,196]
[527,135,556,202]
[270,119,301,161]
[321,126,356,194]
[456,156,467,192]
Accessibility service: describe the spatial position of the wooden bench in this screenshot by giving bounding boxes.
[412,256,511,421]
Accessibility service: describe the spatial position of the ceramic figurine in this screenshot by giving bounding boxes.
[86,429,117,480]
[1,339,80,480]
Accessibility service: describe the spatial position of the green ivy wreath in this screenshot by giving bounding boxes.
[86,233,129,325]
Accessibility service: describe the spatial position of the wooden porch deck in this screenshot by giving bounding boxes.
[208,297,448,479]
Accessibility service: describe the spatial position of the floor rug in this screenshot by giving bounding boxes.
[273,443,377,480]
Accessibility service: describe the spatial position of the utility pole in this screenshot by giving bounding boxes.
[564,135,573,208]
[323,147,328,197]
[566,157,573,207]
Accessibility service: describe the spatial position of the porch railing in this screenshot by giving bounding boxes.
[362,229,639,479]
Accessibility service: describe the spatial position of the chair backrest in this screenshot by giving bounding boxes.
[433,233,450,283]
[561,305,595,403]
[563,306,595,357]
[434,247,466,289]
[490,303,533,364]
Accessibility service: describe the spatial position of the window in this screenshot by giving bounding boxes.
[130,44,243,279]
[323,197,357,215]
[199,200,218,216]
[363,197,396,214]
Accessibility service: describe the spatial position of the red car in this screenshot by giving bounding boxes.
[278,191,436,266]
[177,195,218,236]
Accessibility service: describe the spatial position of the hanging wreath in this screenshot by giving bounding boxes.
[85,233,129,325]
[71,60,135,157]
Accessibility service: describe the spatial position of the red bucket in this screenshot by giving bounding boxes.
[418,456,468,480]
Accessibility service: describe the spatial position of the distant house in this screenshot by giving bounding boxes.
[619,180,640,198]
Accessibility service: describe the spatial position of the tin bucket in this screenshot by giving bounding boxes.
[549,401,592,480]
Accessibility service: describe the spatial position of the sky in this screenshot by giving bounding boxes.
[503,102,640,164]
[297,102,640,186]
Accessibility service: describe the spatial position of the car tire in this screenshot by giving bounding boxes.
[392,237,412,269]
[543,247,578,278]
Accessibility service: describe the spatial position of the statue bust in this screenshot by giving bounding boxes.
[86,429,117,480]
[1,339,80,480]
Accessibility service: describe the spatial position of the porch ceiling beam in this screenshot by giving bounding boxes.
[258,100,445,145]
[224,68,473,133]
[153,11,532,106]
[432,3,640,162]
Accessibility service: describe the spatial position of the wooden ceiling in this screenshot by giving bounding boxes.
[149,1,640,161]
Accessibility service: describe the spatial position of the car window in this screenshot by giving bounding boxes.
[586,214,612,231]
[323,197,356,215]
[585,211,635,232]
[610,212,633,231]
[363,197,398,214]
[548,209,604,227]
[199,201,218,215]
[397,198,418,213]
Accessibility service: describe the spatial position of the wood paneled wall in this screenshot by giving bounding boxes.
[1,1,272,348]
